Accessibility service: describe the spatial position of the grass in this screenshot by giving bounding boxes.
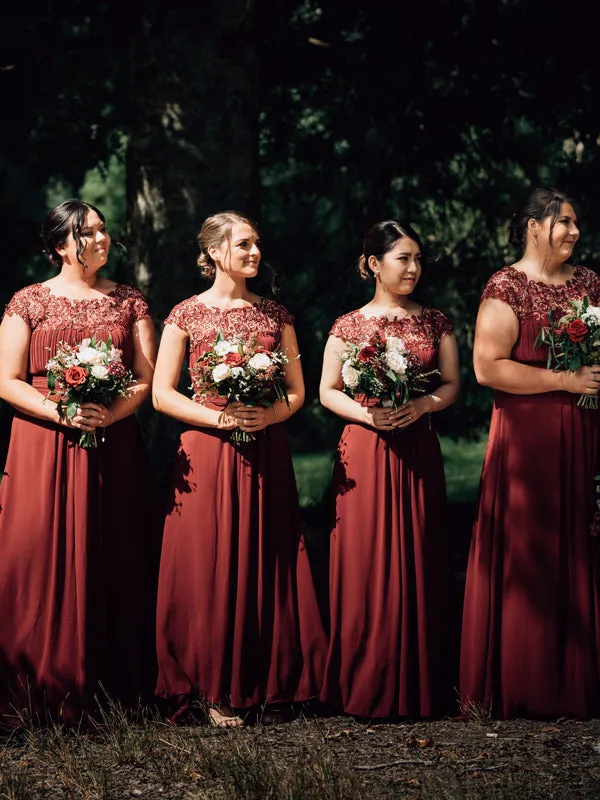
[293,436,488,508]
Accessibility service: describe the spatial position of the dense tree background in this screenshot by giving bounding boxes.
[2,0,600,471]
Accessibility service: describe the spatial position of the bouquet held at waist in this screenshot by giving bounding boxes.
[191,331,289,442]
[46,336,134,448]
[339,332,438,408]
[535,295,600,409]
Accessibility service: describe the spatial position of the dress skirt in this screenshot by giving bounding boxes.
[320,416,450,718]
[156,423,326,708]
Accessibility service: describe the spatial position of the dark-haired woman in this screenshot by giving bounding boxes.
[460,188,600,719]
[319,220,460,718]
[0,200,158,722]
[153,211,326,726]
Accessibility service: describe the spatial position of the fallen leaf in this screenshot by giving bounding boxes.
[540,726,560,733]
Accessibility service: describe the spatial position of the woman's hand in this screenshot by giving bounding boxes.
[362,405,401,431]
[395,396,434,428]
[228,401,274,434]
[561,365,600,396]
[62,402,113,432]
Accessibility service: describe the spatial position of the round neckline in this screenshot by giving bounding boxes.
[505,264,581,288]
[356,305,426,323]
[195,296,265,312]
[39,282,119,302]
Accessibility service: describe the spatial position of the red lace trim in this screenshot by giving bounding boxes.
[3,283,151,331]
[330,306,453,349]
[165,296,294,353]
[481,266,600,320]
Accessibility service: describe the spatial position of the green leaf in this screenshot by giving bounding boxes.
[66,402,78,419]
[568,356,582,371]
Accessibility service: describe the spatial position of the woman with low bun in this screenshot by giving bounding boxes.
[0,200,158,722]
[153,211,326,726]
[460,187,600,718]
[319,220,460,718]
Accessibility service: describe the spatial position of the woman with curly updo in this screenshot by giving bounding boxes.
[461,188,600,718]
[319,220,460,718]
[153,211,326,726]
[0,200,158,722]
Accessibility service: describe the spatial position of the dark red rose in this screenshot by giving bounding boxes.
[256,334,272,351]
[566,318,589,343]
[64,365,87,387]
[108,361,127,379]
[358,345,377,363]
[225,352,244,366]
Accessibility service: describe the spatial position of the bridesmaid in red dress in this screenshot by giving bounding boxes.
[319,220,460,718]
[0,200,158,722]
[153,211,326,727]
[460,188,600,719]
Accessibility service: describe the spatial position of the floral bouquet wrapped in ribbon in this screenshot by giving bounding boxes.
[192,332,289,442]
[535,295,600,409]
[46,336,134,447]
[339,331,438,408]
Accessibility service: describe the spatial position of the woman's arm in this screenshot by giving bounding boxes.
[319,335,400,431]
[474,297,600,395]
[152,323,237,429]
[99,317,157,423]
[227,323,305,435]
[395,332,461,428]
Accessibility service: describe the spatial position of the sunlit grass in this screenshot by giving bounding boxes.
[293,436,487,508]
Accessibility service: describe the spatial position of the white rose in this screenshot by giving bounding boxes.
[386,350,407,376]
[341,361,359,389]
[227,343,241,354]
[108,346,122,362]
[91,364,109,380]
[214,340,233,357]
[582,306,600,325]
[386,336,406,354]
[230,367,245,378]
[212,363,231,382]
[77,346,105,365]
[248,353,272,370]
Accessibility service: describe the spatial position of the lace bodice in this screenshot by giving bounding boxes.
[4,283,151,332]
[3,283,150,378]
[481,266,600,368]
[330,307,453,372]
[165,296,294,365]
[481,266,600,321]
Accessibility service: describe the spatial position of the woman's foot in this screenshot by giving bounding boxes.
[207,704,245,728]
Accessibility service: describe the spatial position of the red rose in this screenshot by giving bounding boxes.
[225,352,244,366]
[256,334,272,351]
[64,365,88,387]
[357,345,377,363]
[566,318,589,343]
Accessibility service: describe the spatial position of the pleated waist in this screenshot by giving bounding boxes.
[31,375,49,395]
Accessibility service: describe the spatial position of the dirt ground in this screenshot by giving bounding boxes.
[2,709,600,799]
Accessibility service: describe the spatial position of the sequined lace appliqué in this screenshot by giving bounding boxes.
[481,266,600,321]
[165,297,293,355]
[330,307,453,353]
[4,283,151,332]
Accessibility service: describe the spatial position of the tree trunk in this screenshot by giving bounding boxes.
[126,0,258,320]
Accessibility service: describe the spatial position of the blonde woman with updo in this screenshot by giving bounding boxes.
[153,211,326,726]
[319,220,460,718]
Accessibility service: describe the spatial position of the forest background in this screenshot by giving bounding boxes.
[2,0,600,486]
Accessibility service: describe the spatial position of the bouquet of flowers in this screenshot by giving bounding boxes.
[339,332,438,408]
[192,332,289,442]
[46,336,134,447]
[535,295,600,409]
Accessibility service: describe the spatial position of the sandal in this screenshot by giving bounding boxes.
[208,704,245,728]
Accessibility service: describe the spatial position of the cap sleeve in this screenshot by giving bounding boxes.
[164,300,190,334]
[3,285,45,328]
[261,298,294,328]
[427,308,453,338]
[128,286,151,321]
[580,267,600,306]
[480,269,524,316]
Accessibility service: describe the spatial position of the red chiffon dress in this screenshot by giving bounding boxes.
[0,283,159,722]
[155,297,327,710]
[320,307,454,718]
[460,266,600,719]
